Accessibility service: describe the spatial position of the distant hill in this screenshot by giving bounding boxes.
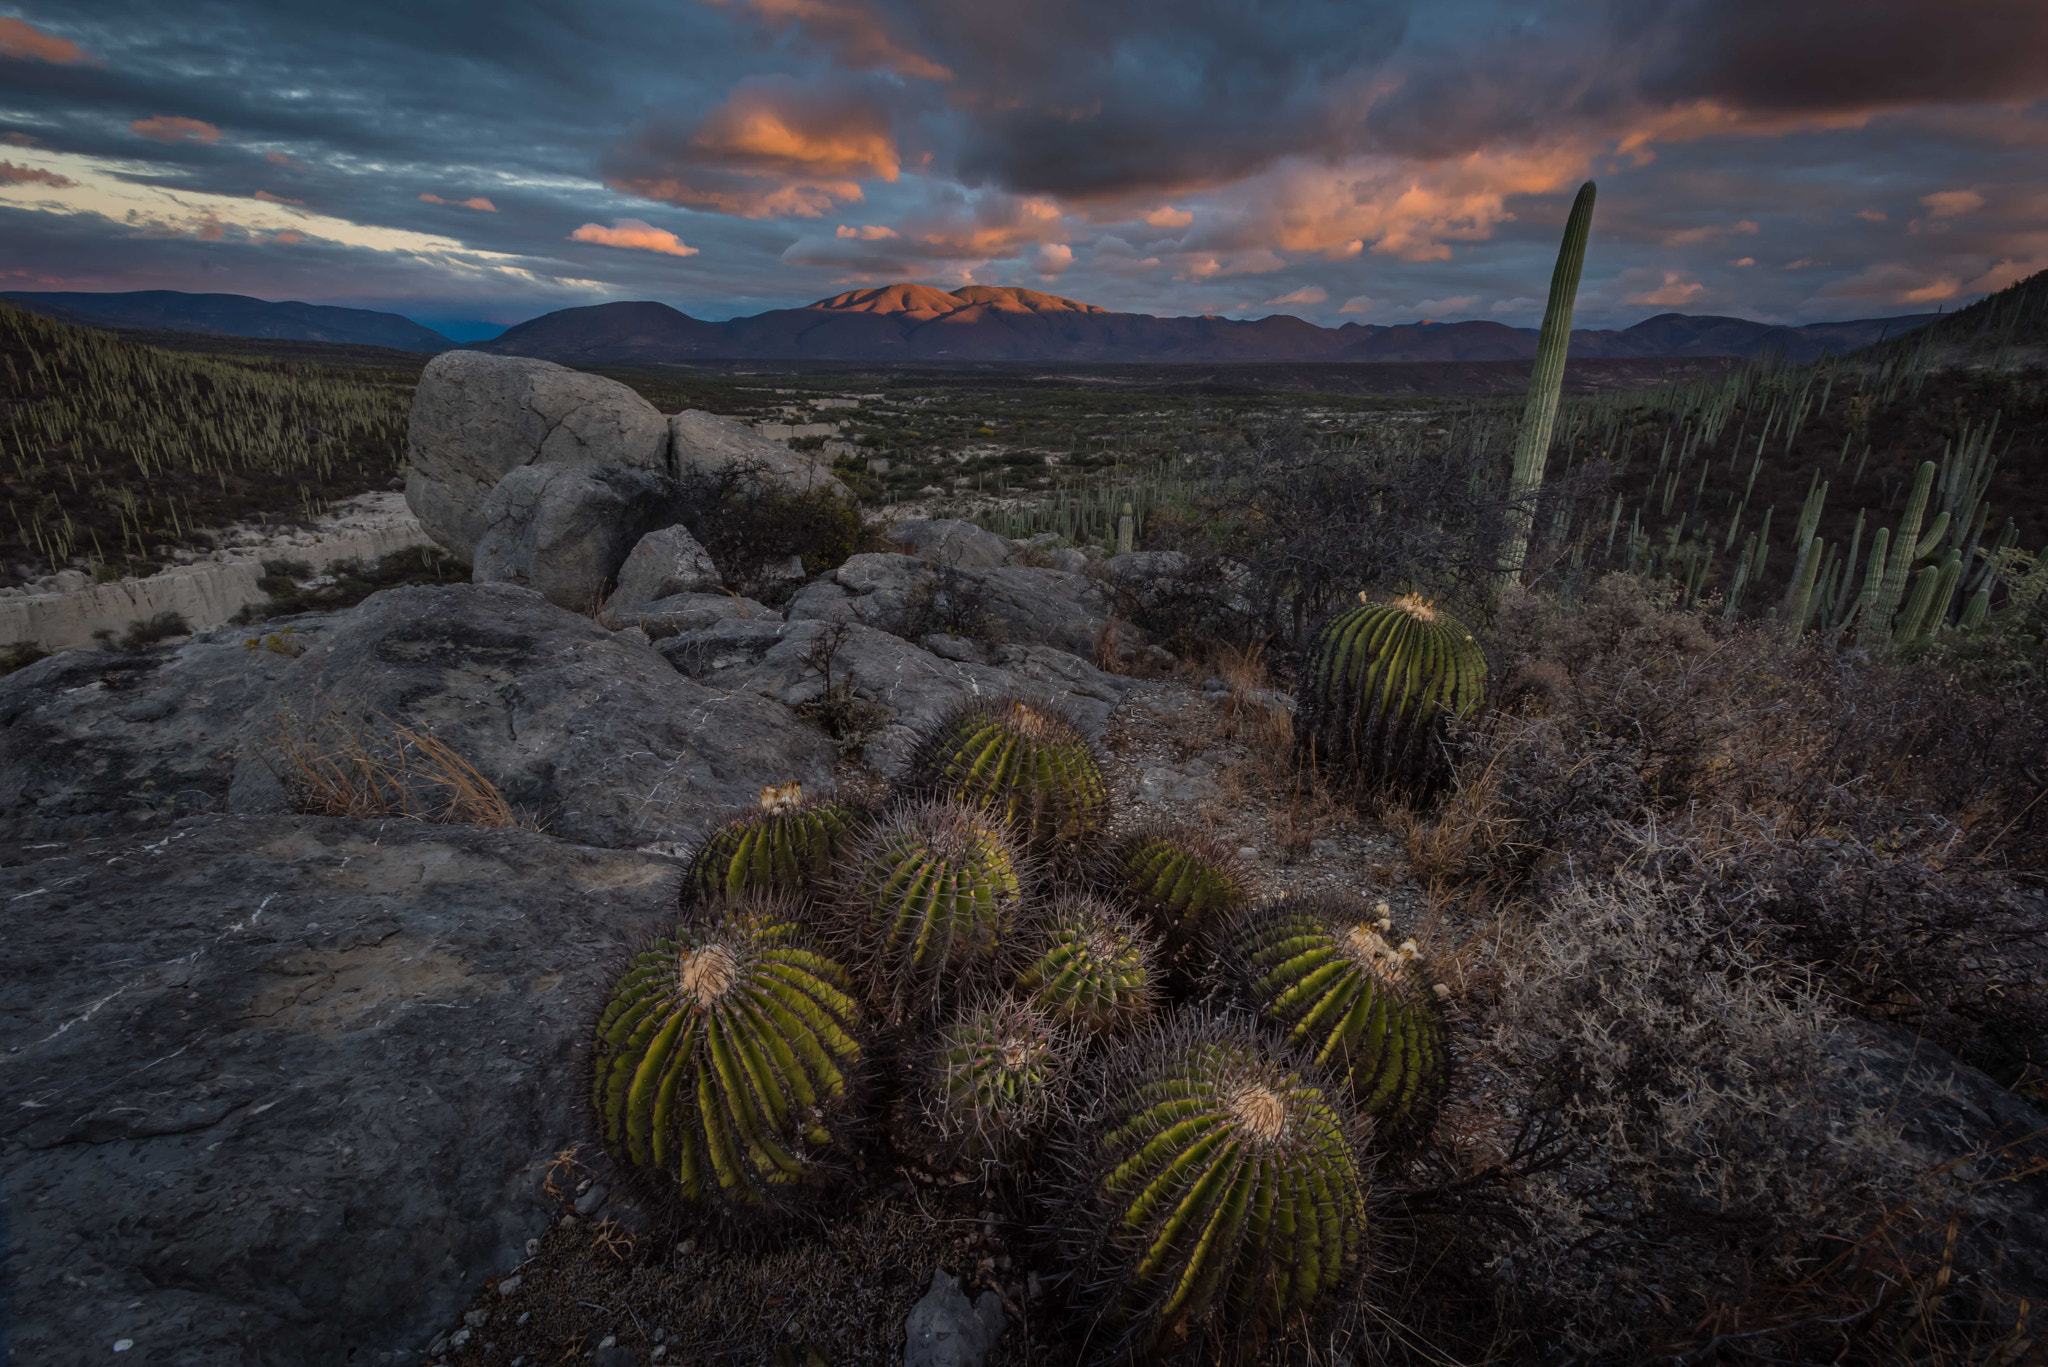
[1858,268,2048,367]
[0,290,454,353]
[476,284,1938,366]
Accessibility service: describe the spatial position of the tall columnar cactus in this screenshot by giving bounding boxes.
[898,995,1075,1167]
[687,782,866,905]
[1225,898,1449,1144]
[1298,592,1487,797]
[910,698,1110,855]
[1107,827,1251,948]
[1057,1019,1370,1355]
[591,894,864,1209]
[1858,459,1939,649]
[1499,180,1597,587]
[1015,896,1160,1037]
[833,800,1026,1017]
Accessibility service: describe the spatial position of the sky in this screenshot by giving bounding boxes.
[1,1,2045,338]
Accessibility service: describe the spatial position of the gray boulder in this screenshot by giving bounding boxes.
[0,813,680,1367]
[786,552,1127,660]
[902,1269,1007,1367]
[1103,550,1189,579]
[887,518,1017,568]
[610,524,722,610]
[611,591,776,637]
[668,410,851,500]
[658,616,1130,774]
[226,582,837,851]
[404,351,671,562]
[471,464,679,610]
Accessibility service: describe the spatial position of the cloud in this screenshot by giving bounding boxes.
[1491,296,1541,314]
[1920,189,1985,219]
[783,189,1067,272]
[1143,206,1193,228]
[273,229,305,244]
[419,193,498,211]
[1415,294,1479,314]
[0,161,76,188]
[604,75,897,218]
[1730,256,1755,266]
[131,116,222,145]
[253,189,305,206]
[700,0,953,81]
[1266,283,1327,306]
[0,17,91,65]
[1857,208,1888,222]
[570,219,700,256]
[1665,219,1758,246]
[1033,242,1073,276]
[836,223,898,239]
[1337,295,1376,314]
[1625,272,1706,306]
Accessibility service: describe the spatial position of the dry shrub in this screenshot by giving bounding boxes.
[269,707,518,827]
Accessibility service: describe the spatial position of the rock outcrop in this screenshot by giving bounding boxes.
[669,409,851,500]
[609,525,722,612]
[470,463,679,609]
[886,518,1018,569]
[0,814,681,1367]
[786,550,1128,661]
[404,351,670,562]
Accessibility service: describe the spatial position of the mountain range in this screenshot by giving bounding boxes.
[2,283,1939,365]
[1,290,455,352]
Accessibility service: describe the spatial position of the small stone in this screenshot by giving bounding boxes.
[652,1347,667,1361]
[1309,838,1342,860]
[449,1329,472,1350]
[112,1342,134,1354]
[904,1268,1007,1367]
[1237,847,1258,861]
[464,1309,489,1328]
[526,1238,540,1257]
[498,1275,522,1297]
[574,1182,607,1216]
[598,1337,617,1350]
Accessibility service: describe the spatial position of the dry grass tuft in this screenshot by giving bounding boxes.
[269,705,519,828]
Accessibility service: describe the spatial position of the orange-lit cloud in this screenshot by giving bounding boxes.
[1666,219,1758,246]
[0,160,76,188]
[273,230,306,245]
[1920,189,1984,219]
[1267,284,1327,306]
[570,219,700,256]
[419,193,497,211]
[1857,208,1888,222]
[1626,272,1706,306]
[253,189,305,206]
[1143,206,1194,229]
[699,0,952,81]
[1032,242,1073,276]
[131,116,222,145]
[0,17,91,65]
[1338,296,1376,314]
[836,223,898,239]
[1731,256,1756,267]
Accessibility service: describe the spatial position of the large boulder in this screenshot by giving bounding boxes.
[226,582,837,851]
[887,518,1017,568]
[405,351,670,562]
[609,524,722,613]
[0,813,680,1367]
[668,409,852,500]
[470,463,679,610]
[786,551,1126,660]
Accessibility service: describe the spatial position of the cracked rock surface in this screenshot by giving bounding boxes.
[0,814,681,1367]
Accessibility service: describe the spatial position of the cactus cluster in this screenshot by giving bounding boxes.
[1016,896,1159,1037]
[1226,898,1449,1142]
[1061,1021,1370,1354]
[900,995,1074,1166]
[687,782,866,904]
[910,699,1109,854]
[592,894,864,1208]
[1299,592,1487,798]
[1109,828,1250,946]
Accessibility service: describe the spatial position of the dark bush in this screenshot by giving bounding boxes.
[671,462,876,598]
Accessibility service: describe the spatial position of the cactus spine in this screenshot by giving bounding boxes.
[900,995,1074,1166]
[835,800,1024,1016]
[1500,180,1597,587]
[687,783,864,904]
[911,699,1110,854]
[1226,900,1449,1142]
[1059,1022,1369,1353]
[1016,896,1159,1037]
[1109,828,1251,946]
[1299,593,1487,796]
[592,895,863,1207]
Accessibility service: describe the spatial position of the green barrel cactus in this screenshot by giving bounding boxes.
[898,995,1075,1167]
[1058,1020,1370,1354]
[686,782,866,905]
[834,800,1026,1017]
[1226,898,1449,1144]
[591,894,864,1209]
[1298,592,1486,798]
[910,698,1110,854]
[1015,896,1159,1037]
[1106,827,1251,947]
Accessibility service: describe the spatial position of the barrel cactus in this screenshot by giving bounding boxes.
[1106,827,1250,947]
[833,800,1026,1017]
[1226,898,1449,1144]
[687,782,866,905]
[910,698,1110,854]
[1015,895,1159,1037]
[1057,1018,1370,1355]
[591,894,864,1210]
[1298,591,1486,798]
[898,995,1076,1168]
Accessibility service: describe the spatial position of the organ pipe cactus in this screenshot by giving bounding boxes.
[591,894,864,1210]
[1225,898,1450,1144]
[834,800,1026,1018]
[1298,592,1487,798]
[1500,179,1597,587]
[1056,1018,1370,1356]
[1015,896,1160,1037]
[898,995,1076,1168]
[1106,827,1251,948]
[687,782,866,904]
[910,698,1110,854]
